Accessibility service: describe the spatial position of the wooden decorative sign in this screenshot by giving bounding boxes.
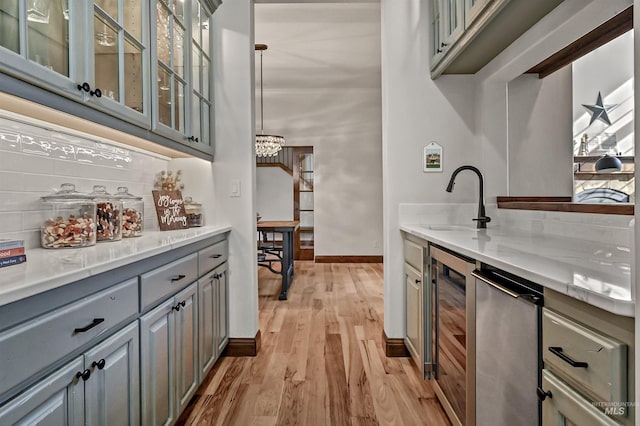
[152,190,189,231]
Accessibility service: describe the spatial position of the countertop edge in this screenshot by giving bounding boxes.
[0,225,232,308]
[400,224,635,317]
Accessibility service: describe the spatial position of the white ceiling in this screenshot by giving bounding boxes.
[254,2,381,90]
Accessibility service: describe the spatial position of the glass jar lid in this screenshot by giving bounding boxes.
[113,186,143,201]
[89,185,118,200]
[41,183,92,201]
[183,196,202,207]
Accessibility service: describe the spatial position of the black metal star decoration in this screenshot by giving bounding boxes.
[582,91,617,126]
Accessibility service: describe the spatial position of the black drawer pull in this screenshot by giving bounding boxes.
[536,387,552,401]
[549,346,589,368]
[76,369,91,381]
[415,279,421,284]
[213,273,222,279]
[92,359,106,370]
[171,274,186,282]
[210,254,222,259]
[74,318,104,333]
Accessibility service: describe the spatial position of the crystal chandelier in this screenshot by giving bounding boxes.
[255,44,285,157]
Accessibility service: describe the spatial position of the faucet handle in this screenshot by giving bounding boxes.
[473,216,491,224]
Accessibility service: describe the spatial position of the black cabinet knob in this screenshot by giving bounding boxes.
[77,82,91,93]
[92,359,106,370]
[91,88,102,98]
[213,273,222,279]
[172,304,181,312]
[536,387,552,401]
[436,48,443,53]
[180,300,186,307]
[76,369,91,381]
[187,136,199,143]
[415,279,421,284]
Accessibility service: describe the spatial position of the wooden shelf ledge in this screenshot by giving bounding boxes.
[496,196,633,215]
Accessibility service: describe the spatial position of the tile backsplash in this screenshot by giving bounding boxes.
[0,112,170,248]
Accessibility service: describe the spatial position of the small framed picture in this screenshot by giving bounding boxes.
[423,142,443,172]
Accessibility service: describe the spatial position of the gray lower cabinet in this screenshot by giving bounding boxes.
[141,281,198,426]
[175,283,199,415]
[402,237,427,377]
[541,370,620,426]
[198,263,229,379]
[0,234,229,425]
[0,356,85,425]
[0,321,140,426]
[84,322,140,426]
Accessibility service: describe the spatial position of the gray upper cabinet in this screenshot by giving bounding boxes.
[0,0,84,100]
[0,0,151,128]
[430,0,565,78]
[0,0,220,158]
[430,0,464,69]
[464,0,491,28]
[151,0,213,155]
[85,0,151,129]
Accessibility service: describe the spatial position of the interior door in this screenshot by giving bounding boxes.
[293,147,314,260]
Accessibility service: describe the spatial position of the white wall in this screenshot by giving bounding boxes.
[381,0,477,338]
[256,167,293,221]
[476,0,633,202]
[255,3,383,257]
[212,0,259,339]
[507,69,573,196]
[573,30,634,154]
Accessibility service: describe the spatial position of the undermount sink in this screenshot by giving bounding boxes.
[426,224,478,231]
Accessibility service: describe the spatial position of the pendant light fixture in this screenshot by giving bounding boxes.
[595,154,623,173]
[255,44,285,157]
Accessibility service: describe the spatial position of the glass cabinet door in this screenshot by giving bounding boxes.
[152,0,188,140]
[89,0,149,127]
[0,0,83,99]
[188,0,212,150]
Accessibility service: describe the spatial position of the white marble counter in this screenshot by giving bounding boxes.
[0,225,231,308]
[401,223,634,317]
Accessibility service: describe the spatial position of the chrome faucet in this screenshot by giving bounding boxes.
[446,165,491,229]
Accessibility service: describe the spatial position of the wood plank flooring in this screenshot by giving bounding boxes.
[177,262,450,425]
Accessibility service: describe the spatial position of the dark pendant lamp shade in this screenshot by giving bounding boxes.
[595,154,622,173]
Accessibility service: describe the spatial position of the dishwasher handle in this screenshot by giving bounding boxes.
[472,270,543,305]
[472,271,520,298]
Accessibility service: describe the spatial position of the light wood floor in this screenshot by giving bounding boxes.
[177,262,450,425]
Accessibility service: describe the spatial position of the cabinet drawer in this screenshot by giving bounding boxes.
[140,253,198,309]
[0,279,138,398]
[543,309,627,405]
[541,369,621,425]
[198,240,228,276]
[403,239,424,272]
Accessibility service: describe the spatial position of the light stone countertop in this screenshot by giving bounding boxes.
[0,225,232,308]
[400,223,634,317]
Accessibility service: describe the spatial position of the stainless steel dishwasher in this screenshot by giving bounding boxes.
[473,267,544,426]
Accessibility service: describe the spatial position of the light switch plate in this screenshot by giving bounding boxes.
[230,179,241,197]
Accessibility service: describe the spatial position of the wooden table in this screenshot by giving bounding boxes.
[257,220,299,300]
